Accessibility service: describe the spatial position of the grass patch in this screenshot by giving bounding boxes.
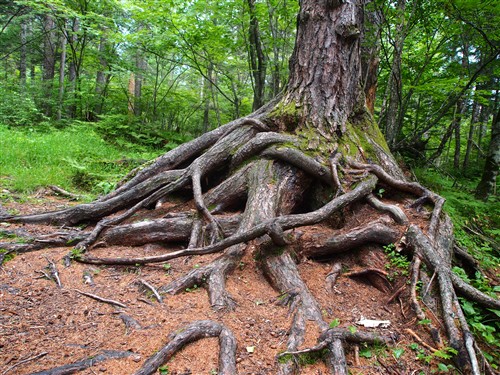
[0,123,162,196]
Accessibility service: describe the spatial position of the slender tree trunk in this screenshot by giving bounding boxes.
[361,7,382,115]
[67,18,79,119]
[57,24,67,121]
[42,14,57,117]
[453,99,466,169]
[134,52,146,117]
[476,107,500,199]
[247,0,267,111]
[383,0,406,149]
[266,0,281,98]
[463,100,480,171]
[202,63,214,133]
[19,17,27,88]
[93,35,110,119]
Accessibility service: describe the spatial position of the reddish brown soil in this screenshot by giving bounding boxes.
[1,192,444,374]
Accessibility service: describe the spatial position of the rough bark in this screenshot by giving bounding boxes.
[284,0,363,136]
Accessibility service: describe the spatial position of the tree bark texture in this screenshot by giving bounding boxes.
[284,0,363,136]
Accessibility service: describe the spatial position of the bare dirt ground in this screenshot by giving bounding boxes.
[1,191,448,374]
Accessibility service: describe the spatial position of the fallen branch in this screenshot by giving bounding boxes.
[49,185,84,201]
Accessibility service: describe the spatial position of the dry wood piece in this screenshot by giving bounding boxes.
[405,328,438,353]
[119,313,142,334]
[48,185,83,201]
[133,320,236,375]
[326,262,342,291]
[74,289,127,308]
[44,256,62,288]
[345,267,391,293]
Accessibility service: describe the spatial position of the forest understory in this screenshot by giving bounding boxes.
[1,110,499,375]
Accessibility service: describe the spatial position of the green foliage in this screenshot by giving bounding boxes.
[0,89,48,128]
[159,365,169,374]
[278,349,329,366]
[0,249,16,263]
[383,243,410,281]
[94,115,193,152]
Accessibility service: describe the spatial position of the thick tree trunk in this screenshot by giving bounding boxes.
[283,0,363,137]
[361,7,382,115]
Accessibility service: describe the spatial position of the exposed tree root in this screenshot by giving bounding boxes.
[2,109,498,374]
[28,350,135,375]
[133,320,237,375]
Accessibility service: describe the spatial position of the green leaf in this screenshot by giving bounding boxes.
[392,348,405,359]
[359,348,372,358]
[329,319,340,328]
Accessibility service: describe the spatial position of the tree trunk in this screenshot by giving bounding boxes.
[283,0,364,138]
[57,22,67,121]
[42,14,57,117]
[247,0,267,111]
[67,18,79,119]
[19,17,27,87]
[475,107,500,200]
[361,6,382,115]
[382,0,406,149]
[134,52,145,117]
[93,34,110,119]
[463,99,480,171]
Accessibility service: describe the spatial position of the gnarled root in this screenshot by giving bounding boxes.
[133,320,237,375]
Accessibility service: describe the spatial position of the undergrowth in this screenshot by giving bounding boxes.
[414,167,500,369]
[0,122,168,196]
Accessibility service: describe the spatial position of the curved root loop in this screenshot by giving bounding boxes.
[133,320,237,375]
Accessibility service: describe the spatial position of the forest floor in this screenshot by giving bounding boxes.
[0,189,461,375]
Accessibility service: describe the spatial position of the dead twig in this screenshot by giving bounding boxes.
[44,256,62,288]
[138,279,163,303]
[74,289,127,308]
[405,328,438,353]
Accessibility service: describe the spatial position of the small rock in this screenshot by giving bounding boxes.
[99,367,107,372]
[132,356,141,363]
